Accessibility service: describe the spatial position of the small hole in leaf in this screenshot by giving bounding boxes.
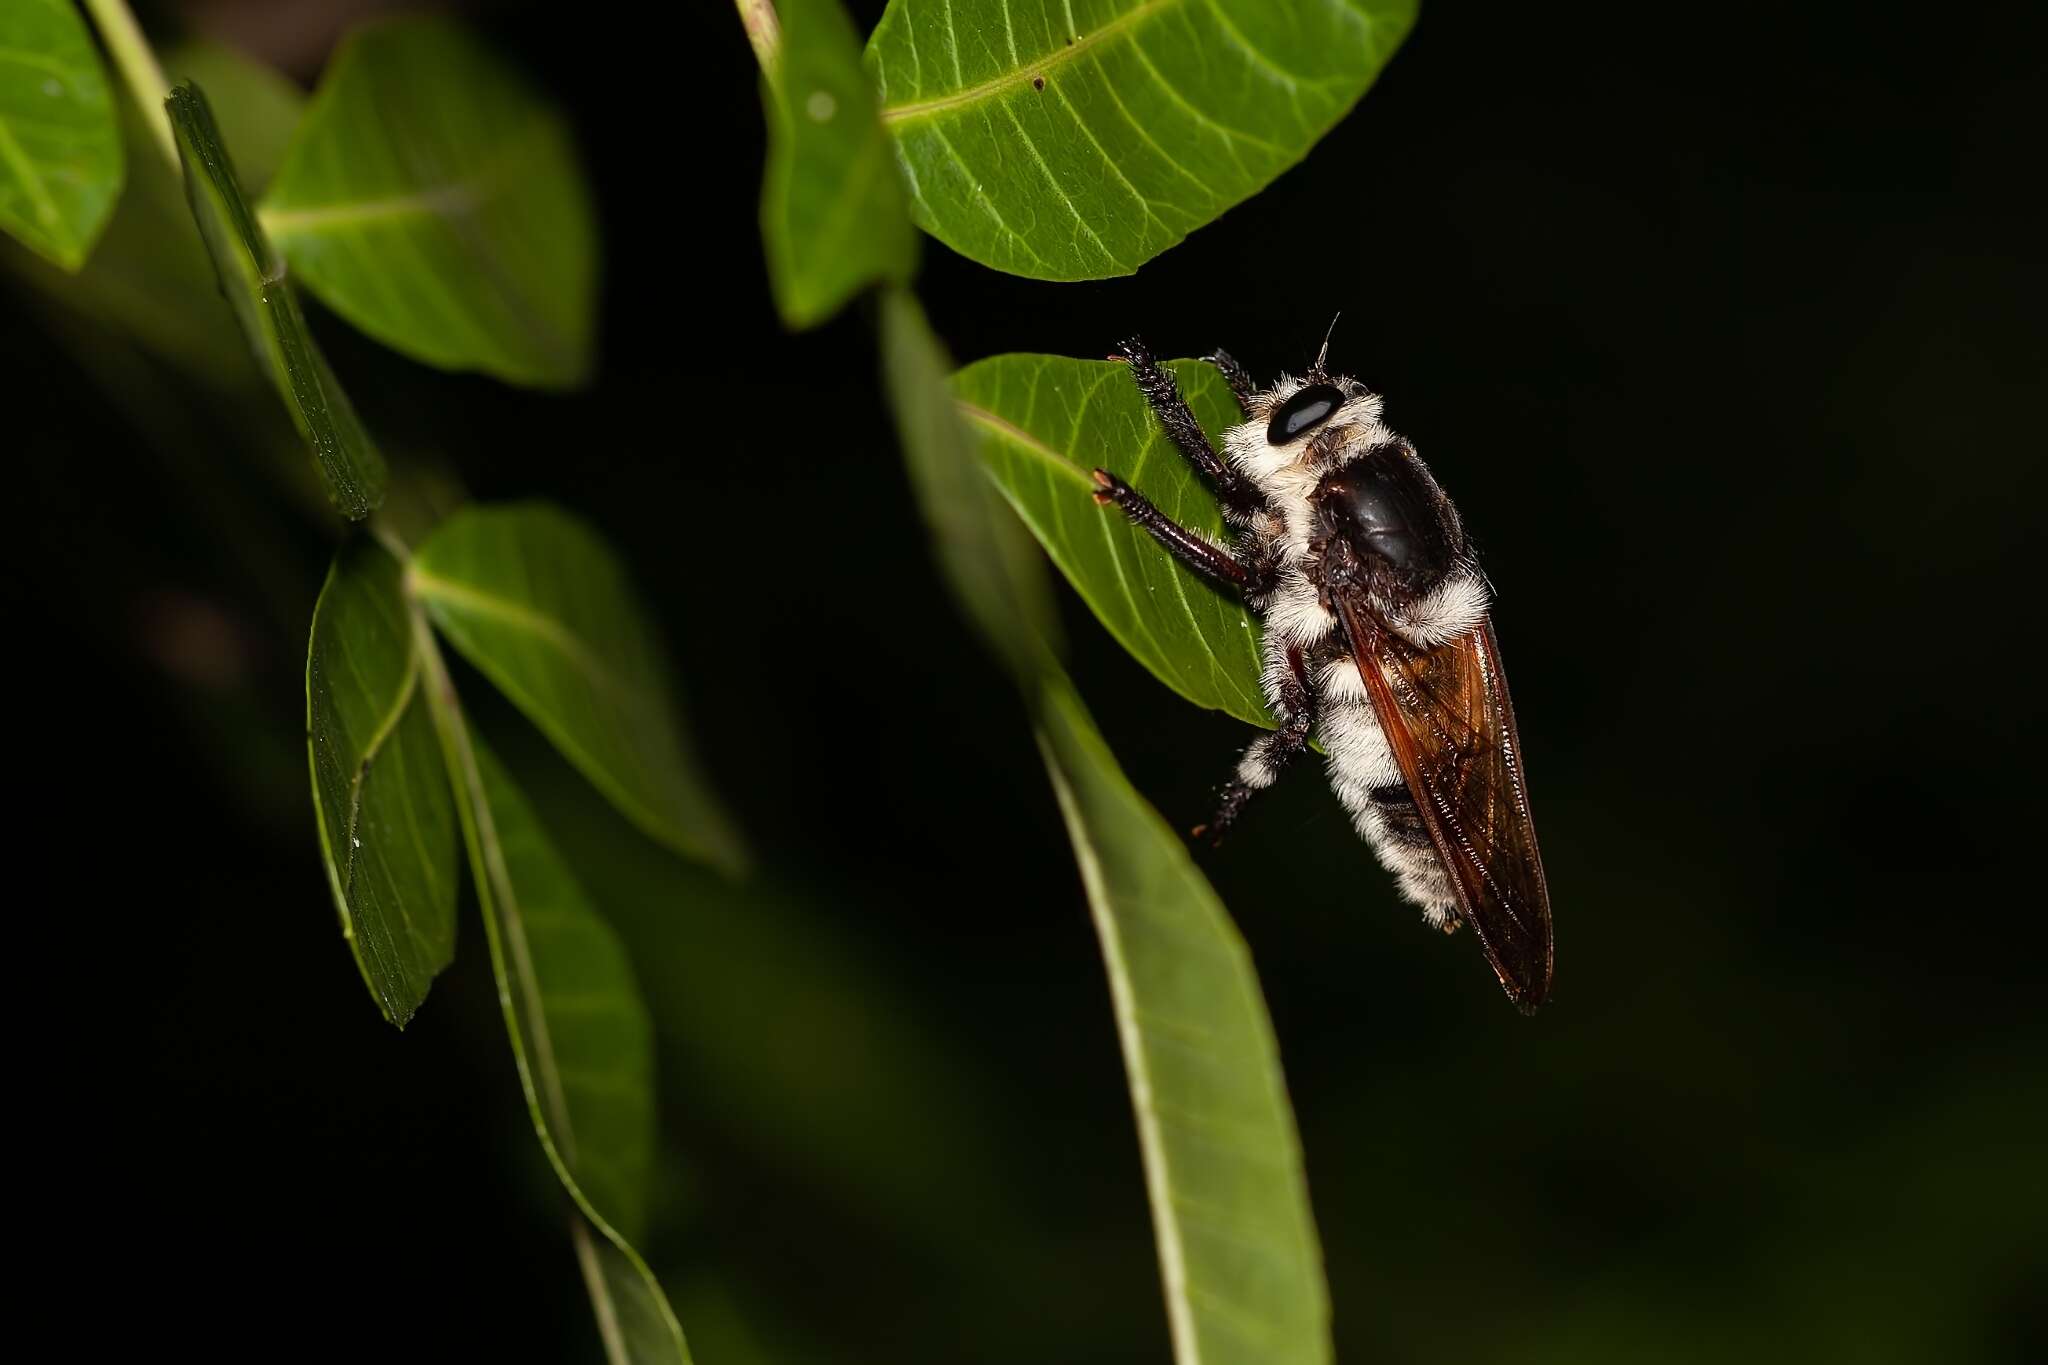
[1032,76,1046,92]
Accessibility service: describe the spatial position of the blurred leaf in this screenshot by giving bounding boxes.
[1034,677,1329,1364]
[1,42,303,391]
[418,678,686,1364]
[164,43,303,193]
[368,452,468,553]
[411,503,748,876]
[0,0,122,269]
[954,352,1270,727]
[500,708,1027,1275]
[887,300,1329,1365]
[260,16,598,388]
[672,1274,855,1365]
[759,0,915,328]
[306,538,459,1026]
[866,0,1416,280]
[878,289,1058,675]
[167,82,387,519]
[580,1235,689,1365]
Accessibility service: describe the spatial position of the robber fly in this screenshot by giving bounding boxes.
[1092,335,1555,1011]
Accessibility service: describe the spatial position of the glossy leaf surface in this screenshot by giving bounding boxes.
[954,352,1270,727]
[867,0,1417,279]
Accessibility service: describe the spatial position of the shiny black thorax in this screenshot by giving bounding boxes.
[1307,440,1465,605]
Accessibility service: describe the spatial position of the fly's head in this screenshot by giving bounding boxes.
[1230,369,1385,496]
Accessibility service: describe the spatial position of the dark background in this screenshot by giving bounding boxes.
[6,0,2041,1359]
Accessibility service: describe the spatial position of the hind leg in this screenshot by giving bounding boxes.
[1196,650,1315,845]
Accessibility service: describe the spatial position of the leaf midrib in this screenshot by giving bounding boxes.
[0,115,64,238]
[258,111,550,235]
[337,639,422,907]
[1036,706,1201,1364]
[409,566,648,715]
[878,0,1175,126]
[957,400,1093,486]
[258,180,485,235]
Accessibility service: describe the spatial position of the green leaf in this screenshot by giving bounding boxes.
[259,16,599,389]
[878,289,1059,675]
[167,82,387,519]
[953,352,1270,728]
[0,0,123,269]
[306,538,460,1026]
[1033,677,1329,1364]
[866,0,1417,280]
[410,503,747,876]
[760,0,916,329]
[1,42,304,391]
[164,43,304,194]
[418,676,687,1364]
[885,299,1328,1365]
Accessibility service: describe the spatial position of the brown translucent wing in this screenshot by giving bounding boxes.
[1336,599,1556,1011]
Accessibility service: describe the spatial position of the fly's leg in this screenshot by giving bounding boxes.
[1204,348,1257,416]
[1113,337,1265,522]
[1091,470,1265,591]
[1196,649,1316,845]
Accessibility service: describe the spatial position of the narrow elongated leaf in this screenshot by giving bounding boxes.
[884,299,1329,1364]
[1035,677,1328,1364]
[166,44,304,193]
[0,0,122,269]
[167,82,387,519]
[866,0,1416,279]
[306,539,459,1026]
[416,662,685,1363]
[761,0,916,328]
[260,16,598,389]
[879,289,1058,674]
[954,352,1270,727]
[411,504,747,876]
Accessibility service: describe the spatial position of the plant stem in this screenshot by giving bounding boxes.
[80,0,177,169]
[733,0,781,73]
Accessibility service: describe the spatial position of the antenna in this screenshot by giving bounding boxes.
[1312,312,1342,377]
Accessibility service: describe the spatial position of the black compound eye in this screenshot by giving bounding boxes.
[1266,383,1345,444]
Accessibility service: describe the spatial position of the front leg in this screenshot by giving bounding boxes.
[1114,337,1265,522]
[1203,348,1257,416]
[1092,469,1258,590]
[1196,647,1317,845]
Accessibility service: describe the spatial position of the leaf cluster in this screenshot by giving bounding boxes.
[4,0,1415,1358]
[7,11,705,1358]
